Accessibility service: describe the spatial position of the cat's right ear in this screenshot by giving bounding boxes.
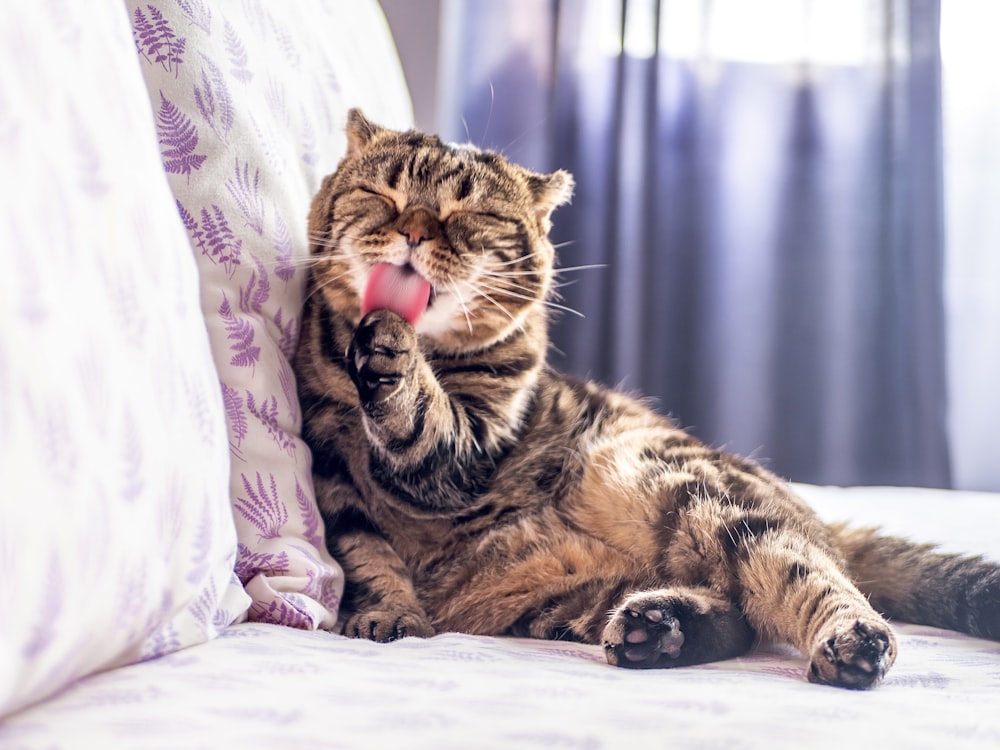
[345,108,384,158]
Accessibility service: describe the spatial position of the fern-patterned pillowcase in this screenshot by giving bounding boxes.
[0,0,250,718]
[126,0,413,627]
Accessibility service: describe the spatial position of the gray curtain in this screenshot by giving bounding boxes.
[439,0,950,488]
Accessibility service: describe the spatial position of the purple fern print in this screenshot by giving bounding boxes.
[133,5,186,76]
[234,472,288,541]
[156,91,206,179]
[250,114,282,176]
[140,591,180,661]
[273,210,295,282]
[302,565,343,612]
[175,0,212,34]
[121,414,144,504]
[265,78,290,128]
[242,0,268,39]
[71,108,109,196]
[188,578,219,629]
[300,107,319,166]
[268,14,300,69]
[198,205,242,276]
[274,307,298,361]
[176,198,199,236]
[248,595,314,629]
[224,18,253,83]
[182,370,218,449]
[22,554,63,659]
[219,294,260,368]
[247,391,295,456]
[235,543,291,583]
[185,504,213,585]
[277,348,300,425]
[222,381,249,450]
[193,53,234,143]
[295,478,324,550]
[239,253,270,315]
[322,55,342,95]
[226,159,264,236]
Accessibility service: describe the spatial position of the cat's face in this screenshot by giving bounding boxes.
[307,109,573,352]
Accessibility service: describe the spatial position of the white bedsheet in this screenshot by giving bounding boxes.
[3,485,999,749]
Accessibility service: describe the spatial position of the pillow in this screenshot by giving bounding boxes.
[125,0,414,627]
[0,1,250,718]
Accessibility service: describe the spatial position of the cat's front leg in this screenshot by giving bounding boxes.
[347,308,438,448]
[325,506,435,642]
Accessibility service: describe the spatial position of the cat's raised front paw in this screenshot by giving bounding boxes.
[348,309,417,404]
[807,618,896,689]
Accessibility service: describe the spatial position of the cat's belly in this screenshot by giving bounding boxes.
[412,509,650,636]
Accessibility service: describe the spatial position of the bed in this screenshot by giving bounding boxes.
[2,486,999,749]
[2,2,997,748]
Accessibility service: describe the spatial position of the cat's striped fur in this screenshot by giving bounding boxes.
[294,109,1000,689]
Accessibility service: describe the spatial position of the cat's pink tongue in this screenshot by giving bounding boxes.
[361,262,432,325]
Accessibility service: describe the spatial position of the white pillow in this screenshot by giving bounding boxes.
[0,1,250,718]
[125,0,414,627]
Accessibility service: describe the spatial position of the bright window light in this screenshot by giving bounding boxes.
[590,0,888,64]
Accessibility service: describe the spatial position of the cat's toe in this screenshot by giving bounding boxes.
[808,618,896,689]
[344,609,435,642]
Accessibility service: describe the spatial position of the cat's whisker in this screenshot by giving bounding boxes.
[477,275,537,297]
[493,252,541,268]
[301,268,356,306]
[258,255,329,269]
[447,278,475,335]
[482,262,603,280]
[308,226,383,248]
[481,80,495,144]
[477,281,585,319]
[553,263,606,275]
[481,269,546,278]
[473,287,517,324]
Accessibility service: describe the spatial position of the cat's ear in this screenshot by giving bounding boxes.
[345,108,385,158]
[526,169,574,232]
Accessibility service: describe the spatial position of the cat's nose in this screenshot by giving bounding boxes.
[401,227,426,248]
[397,206,440,248]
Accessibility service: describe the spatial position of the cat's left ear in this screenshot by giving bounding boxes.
[345,108,386,159]
[526,169,574,233]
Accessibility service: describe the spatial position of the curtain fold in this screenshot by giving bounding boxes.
[439,0,950,488]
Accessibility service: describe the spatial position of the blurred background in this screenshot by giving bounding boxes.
[380,0,1000,492]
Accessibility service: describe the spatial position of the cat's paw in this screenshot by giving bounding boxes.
[343,608,435,643]
[807,618,896,689]
[348,309,417,404]
[603,594,687,668]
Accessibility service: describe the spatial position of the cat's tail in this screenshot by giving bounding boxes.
[828,522,1000,640]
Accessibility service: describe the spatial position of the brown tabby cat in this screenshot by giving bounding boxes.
[294,109,1000,689]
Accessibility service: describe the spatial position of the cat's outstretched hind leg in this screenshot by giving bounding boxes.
[732,527,896,688]
[666,496,897,688]
[603,586,754,668]
[733,524,897,688]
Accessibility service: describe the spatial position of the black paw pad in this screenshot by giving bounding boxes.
[809,619,896,689]
[604,602,685,668]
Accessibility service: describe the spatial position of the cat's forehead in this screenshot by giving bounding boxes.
[353,136,527,210]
